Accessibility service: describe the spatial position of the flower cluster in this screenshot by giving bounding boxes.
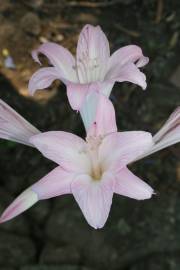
[0,25,179,229]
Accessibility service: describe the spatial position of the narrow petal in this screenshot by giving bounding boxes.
[99,131,153,172]
[77,24,110,63]
[134,107,180,161]
[151,125,180,153]
[100,81,115,97]
[76,24,110,83]
[87,93,117,137]
[28,67,66,96]
[66,83,90,111]
[0,99,40,146]
[30,131,91,174]
[31,166,74,199]
[71,172,114,229]
[0,189,38,223]
[32,42,77,81]
[153,107,180,143]
[108,45,149,70]
[114,167,153,200]
[0,167,74,224]
[105,62,147,90]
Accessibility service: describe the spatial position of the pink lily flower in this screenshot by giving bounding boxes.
[0,97,153,229]
[28,24,149,111]
[0,99,179,229]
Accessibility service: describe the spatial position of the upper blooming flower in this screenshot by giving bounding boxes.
[0,98,179,228]
[28,24,149,111]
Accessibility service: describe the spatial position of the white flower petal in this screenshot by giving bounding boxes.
[30,131,91,174]
[115,167,154,200]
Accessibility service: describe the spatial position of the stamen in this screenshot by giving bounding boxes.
[86,135,103,150]
[76,54,103,83]
[86,135,104,181]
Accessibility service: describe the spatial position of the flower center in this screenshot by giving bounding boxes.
[86,135,104,181]
[73,49,107,84]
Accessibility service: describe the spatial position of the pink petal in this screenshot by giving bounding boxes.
[32,42,77,81]
[136,56,149,68]
[114,167,154,200]
[0,99,40,146]
[152,125,180,152]
[80,88,99,132]
[100,81,115,97]
[31,166,73,199]
[0,189,38,223]
[87,93,117,137]
[105,62,147,90]
[0,166,74,223]
[99,131,153,172]
[71,172,114,229]
[153,106,180,143]
[66,83,91,111]
[135,107,180,161]
[108,45,149,70]
[76,24,110,83]
[30,131,91,174]
[77,24,110,62]
[28,67,66,95]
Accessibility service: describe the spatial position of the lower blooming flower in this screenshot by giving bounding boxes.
[0,98,179,229]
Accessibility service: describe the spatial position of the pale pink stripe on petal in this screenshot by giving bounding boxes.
[31,166,74,200]
[0,189,38,223]
[71,172,114,229]
[99,131,153,172]
[32,42,77,81]
[30,131,91,174]
[0,99,40,146]
[28,67,66,96]
[114,167,154,200]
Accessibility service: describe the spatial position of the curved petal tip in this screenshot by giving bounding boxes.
[32,50,42,65]
[0,189,38,224]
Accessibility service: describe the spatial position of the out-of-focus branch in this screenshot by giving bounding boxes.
[114,23,140,38]
[67,0,126,8]
[155,0,164,24]
[21,0,126,11]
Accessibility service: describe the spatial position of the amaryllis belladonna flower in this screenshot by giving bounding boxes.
[28,24,149,111]
[0,98,179,228]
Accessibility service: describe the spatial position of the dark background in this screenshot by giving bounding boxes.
[0,0,180,269]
